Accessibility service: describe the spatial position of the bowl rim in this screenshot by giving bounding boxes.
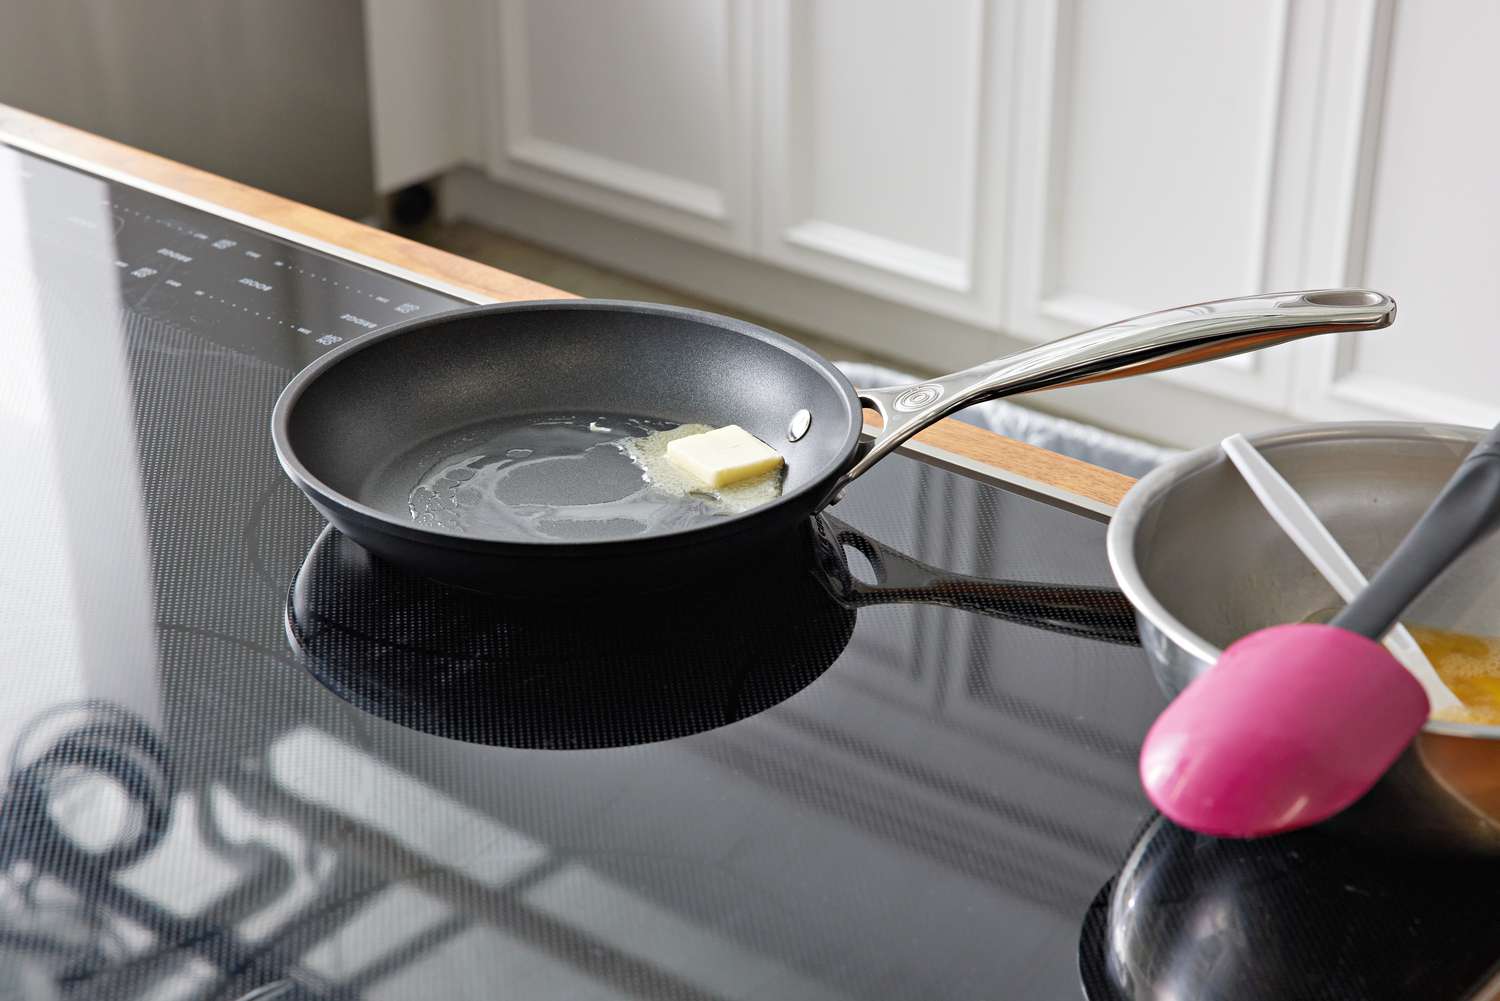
[1106,419,1499,739]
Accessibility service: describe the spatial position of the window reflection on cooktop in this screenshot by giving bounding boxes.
[285,517,1139,749]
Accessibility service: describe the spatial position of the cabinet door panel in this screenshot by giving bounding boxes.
[758,0,1015,326]
[1008,0,1294,408]
[1295,1,1500,428]
[483,0,753,250]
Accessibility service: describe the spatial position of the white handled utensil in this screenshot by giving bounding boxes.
[1220,433,1462,712]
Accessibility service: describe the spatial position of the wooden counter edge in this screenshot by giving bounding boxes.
[0,104,565,305]
[0,103,1137,511]
[887,418,1135,511]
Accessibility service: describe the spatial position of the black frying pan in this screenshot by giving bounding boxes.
[271,291,1394,592]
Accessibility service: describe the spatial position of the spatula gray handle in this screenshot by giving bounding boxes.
[1332,422,1500,640]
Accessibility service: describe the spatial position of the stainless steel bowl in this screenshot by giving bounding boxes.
[1108,421,1500,854]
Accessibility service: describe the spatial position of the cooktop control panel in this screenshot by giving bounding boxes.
[7,142,468,367]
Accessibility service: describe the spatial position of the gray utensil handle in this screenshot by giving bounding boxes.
[1333,422,1500,640]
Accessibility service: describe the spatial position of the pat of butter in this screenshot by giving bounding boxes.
[666,424,783,488]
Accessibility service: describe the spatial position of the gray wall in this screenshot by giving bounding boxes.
[0,0,375,218]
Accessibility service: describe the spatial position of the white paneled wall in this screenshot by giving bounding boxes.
[482,0,754,250]
[1293,0,1500,429]
[1023,1,1285,319]
[366,0,1500,446]
[757,0,1012,324]
[1006,0,1293,408]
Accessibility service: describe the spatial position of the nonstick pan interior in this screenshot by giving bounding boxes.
[276,301,863,556]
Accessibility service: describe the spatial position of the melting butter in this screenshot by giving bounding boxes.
[621,423,784,515]
[406,415,784,543]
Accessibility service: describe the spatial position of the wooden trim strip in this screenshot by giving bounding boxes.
[0,103,1136,511]
[870,415,1135,511]
[0,104,565,304]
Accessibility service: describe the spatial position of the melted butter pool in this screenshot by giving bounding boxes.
[407,414,785,542]
[621,423,785,515]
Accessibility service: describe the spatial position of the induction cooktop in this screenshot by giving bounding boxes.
[1,137,1492,1001]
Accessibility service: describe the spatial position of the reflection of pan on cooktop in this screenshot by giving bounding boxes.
[285,517,1138,749]
[1079,815,1500,1001]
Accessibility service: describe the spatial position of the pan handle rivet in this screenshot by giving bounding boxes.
[788,409,812,442]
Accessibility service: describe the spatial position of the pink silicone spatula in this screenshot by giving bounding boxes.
[1140,421,1500,838]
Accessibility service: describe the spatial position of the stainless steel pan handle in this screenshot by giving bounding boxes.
[834,289,1395,497]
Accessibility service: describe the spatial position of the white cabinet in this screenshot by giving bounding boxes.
[365,0,1500,446]
[756,0,1013,326]
[481,0,755,251]
[1287,0,1500,430]
[1007,0,1296,411]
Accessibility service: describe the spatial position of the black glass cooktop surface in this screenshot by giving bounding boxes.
[1,141,1162,1000]
[6,140,1484,1001]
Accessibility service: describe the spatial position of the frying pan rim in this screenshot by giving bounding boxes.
[271,299,865,555]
